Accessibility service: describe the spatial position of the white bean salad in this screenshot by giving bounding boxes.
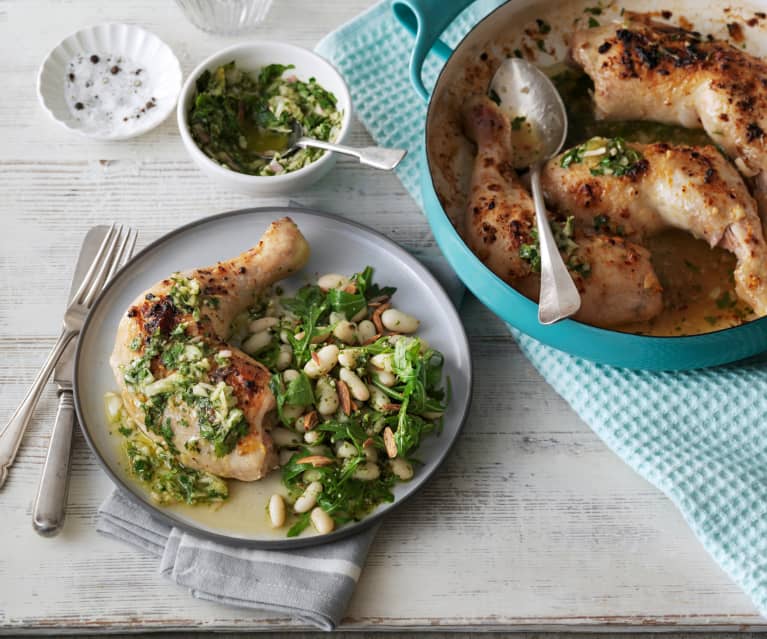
[231,266,449,536]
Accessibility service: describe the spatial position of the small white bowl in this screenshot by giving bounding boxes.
[177,42,352,196]
[37,23,182,140]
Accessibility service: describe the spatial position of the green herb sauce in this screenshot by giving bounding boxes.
[188,61,342,176]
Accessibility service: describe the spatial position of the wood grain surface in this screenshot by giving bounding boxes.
[0,0,765,633]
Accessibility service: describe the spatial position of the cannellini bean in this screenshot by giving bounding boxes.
[338,348,360,369]
[280,329,291,344]
[329,311,347,324]
[296,329,332,344]
[282,404,305,421]
[317,273,350,291]
[249,316,279,333]
[316,376,339,416]
[311,330,331,344]
[364,446,379,463]
[339,368,369,402]
[422,410,444,420]
[304,344,339,378]
[333,320,357,345]
[294,481,323,513]
[276,344,293,371]
[353,462,381,481]
[335,440,357,458]
[368,384,391,412]
[381,308,420,333]
[356,320,377,343]
[302,469,322,483]
[268,494,286,528]
[390,458,414,481]
[304,430,322,444]
[371,416,386,434]
[311,507,335,534]
[242,330,272,355]
[279,449,294,466]
[272,426,301,447]
[369,364,396,387]
[370,353,394,373]
[307,444,331,457]
[351,307,368,322]
[283,368,300,383]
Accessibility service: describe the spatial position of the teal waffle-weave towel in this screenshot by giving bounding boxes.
[317,0,767,618]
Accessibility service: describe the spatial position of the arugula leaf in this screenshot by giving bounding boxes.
[326,287,366,319]
[285,372,314,407]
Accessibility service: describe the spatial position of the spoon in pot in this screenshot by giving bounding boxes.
[256,120,407,171]
[490,58,581,324]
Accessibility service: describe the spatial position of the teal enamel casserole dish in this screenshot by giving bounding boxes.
[393,0,767,370]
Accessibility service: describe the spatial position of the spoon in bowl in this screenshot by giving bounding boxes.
[489,57,581,324]
[256,120,407,170]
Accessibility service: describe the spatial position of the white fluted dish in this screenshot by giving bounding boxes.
[37,23,182,140]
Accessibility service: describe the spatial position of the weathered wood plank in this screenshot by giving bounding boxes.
[0,0,763,632]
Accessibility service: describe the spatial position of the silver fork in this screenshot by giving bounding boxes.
[0,225,137,488]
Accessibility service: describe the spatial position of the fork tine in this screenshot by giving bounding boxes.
[80,225,125,308]
[105,227,136,282]
[70,224,117,305]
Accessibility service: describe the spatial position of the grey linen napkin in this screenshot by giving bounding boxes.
[96,243,465,630]
[98,489,378,630]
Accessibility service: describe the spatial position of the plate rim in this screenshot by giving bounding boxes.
[73,206,474,549]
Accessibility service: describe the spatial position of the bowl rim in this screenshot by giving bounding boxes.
[36,22,182,141]
[421,0,767,346]
[73,205,473,549]
[176,41,353,184]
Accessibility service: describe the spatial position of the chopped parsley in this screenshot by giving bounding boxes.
[588,16,600,27]
[519,216,590,277]
[561,137,645,177]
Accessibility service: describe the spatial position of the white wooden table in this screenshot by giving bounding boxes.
[1,0,765,633]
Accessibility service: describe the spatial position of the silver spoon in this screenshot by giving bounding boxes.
[490,58,581,324]
[257,120,407,171]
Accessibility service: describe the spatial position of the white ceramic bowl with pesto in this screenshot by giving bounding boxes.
[177,42,353,196]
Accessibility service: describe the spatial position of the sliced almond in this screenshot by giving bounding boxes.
[362,333,382,345]
[303,411,318,431]
[296,455,334,467]
[381,402,402,413]
[311,351,321,366]
[368,294,390,307]
[363,437,375,449]
[343,282,358,294]
[337,379,352,416]
[383,427,398,458]
[372,302,391,334]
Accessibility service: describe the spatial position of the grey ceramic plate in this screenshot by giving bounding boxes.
[74,207,472,548]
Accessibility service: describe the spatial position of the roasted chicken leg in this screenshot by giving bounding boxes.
[462,95,663,327]
[542,140,767,315]
[570,14,767,211]
[110,217,310,481]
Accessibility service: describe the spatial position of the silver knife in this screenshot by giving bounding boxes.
[32,226,109,536]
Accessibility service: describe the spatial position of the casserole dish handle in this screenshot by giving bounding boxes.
[392,0,474,100]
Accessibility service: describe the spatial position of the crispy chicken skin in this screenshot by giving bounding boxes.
[110,218,310,481]
[571,15,767,192]
[462,95,663,328]
[542,141,767,315]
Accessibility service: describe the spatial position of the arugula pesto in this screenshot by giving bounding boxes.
[188,61,342,176]
[560,136,646,177]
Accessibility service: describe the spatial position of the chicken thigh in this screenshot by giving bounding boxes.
[542,139,767,315]
[111,217,310,481]
[570,14,767,212]
[462,95,663,327]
